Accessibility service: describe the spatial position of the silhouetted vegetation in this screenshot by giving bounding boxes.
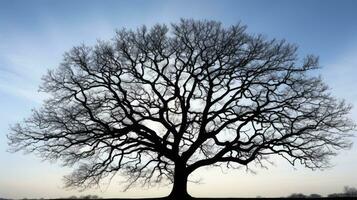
[308,194,323,198]
[284,186,357,199]
[286,193,322,198]
[63,195,101,199]
[287,193,307,198]
[327,186,357,198]
[8,19,355,200]
[2,186,357,199]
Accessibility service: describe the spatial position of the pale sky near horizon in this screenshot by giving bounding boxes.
[1,0,357,199]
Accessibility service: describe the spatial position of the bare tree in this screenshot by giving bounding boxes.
[8,19,354,199]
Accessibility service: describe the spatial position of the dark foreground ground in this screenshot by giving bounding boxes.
[2,197,357,200]
[108,198,355,200]
[52,198,357,200]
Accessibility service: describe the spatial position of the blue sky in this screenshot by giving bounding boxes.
[1,0,357,198]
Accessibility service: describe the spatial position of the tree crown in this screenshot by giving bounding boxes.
[8,19,355,190]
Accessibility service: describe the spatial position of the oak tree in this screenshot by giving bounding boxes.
[8,19,354,199]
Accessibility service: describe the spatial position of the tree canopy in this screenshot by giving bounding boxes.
[8,19,354,199]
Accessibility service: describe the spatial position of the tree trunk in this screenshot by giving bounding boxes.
[168,162,191,200]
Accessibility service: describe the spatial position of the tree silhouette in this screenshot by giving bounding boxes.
[8,19,354,199]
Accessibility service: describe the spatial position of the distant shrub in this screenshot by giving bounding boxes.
[344,186,357,196]
[328,186,357,198]
[79,195,100,199]
[328,193,347,197]
[308,193,322,198]
[288,193,307,198]
[63,195,100,199]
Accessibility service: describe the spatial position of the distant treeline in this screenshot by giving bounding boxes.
[287,186,357,198]
[1,186,357,200]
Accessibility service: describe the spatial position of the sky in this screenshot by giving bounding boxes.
[0,0,357,198]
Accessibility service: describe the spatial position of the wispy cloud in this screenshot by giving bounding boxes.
[321,46,357,116]
[0,47,47,104]
[320,45,357,153]
[0,17,117,104]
